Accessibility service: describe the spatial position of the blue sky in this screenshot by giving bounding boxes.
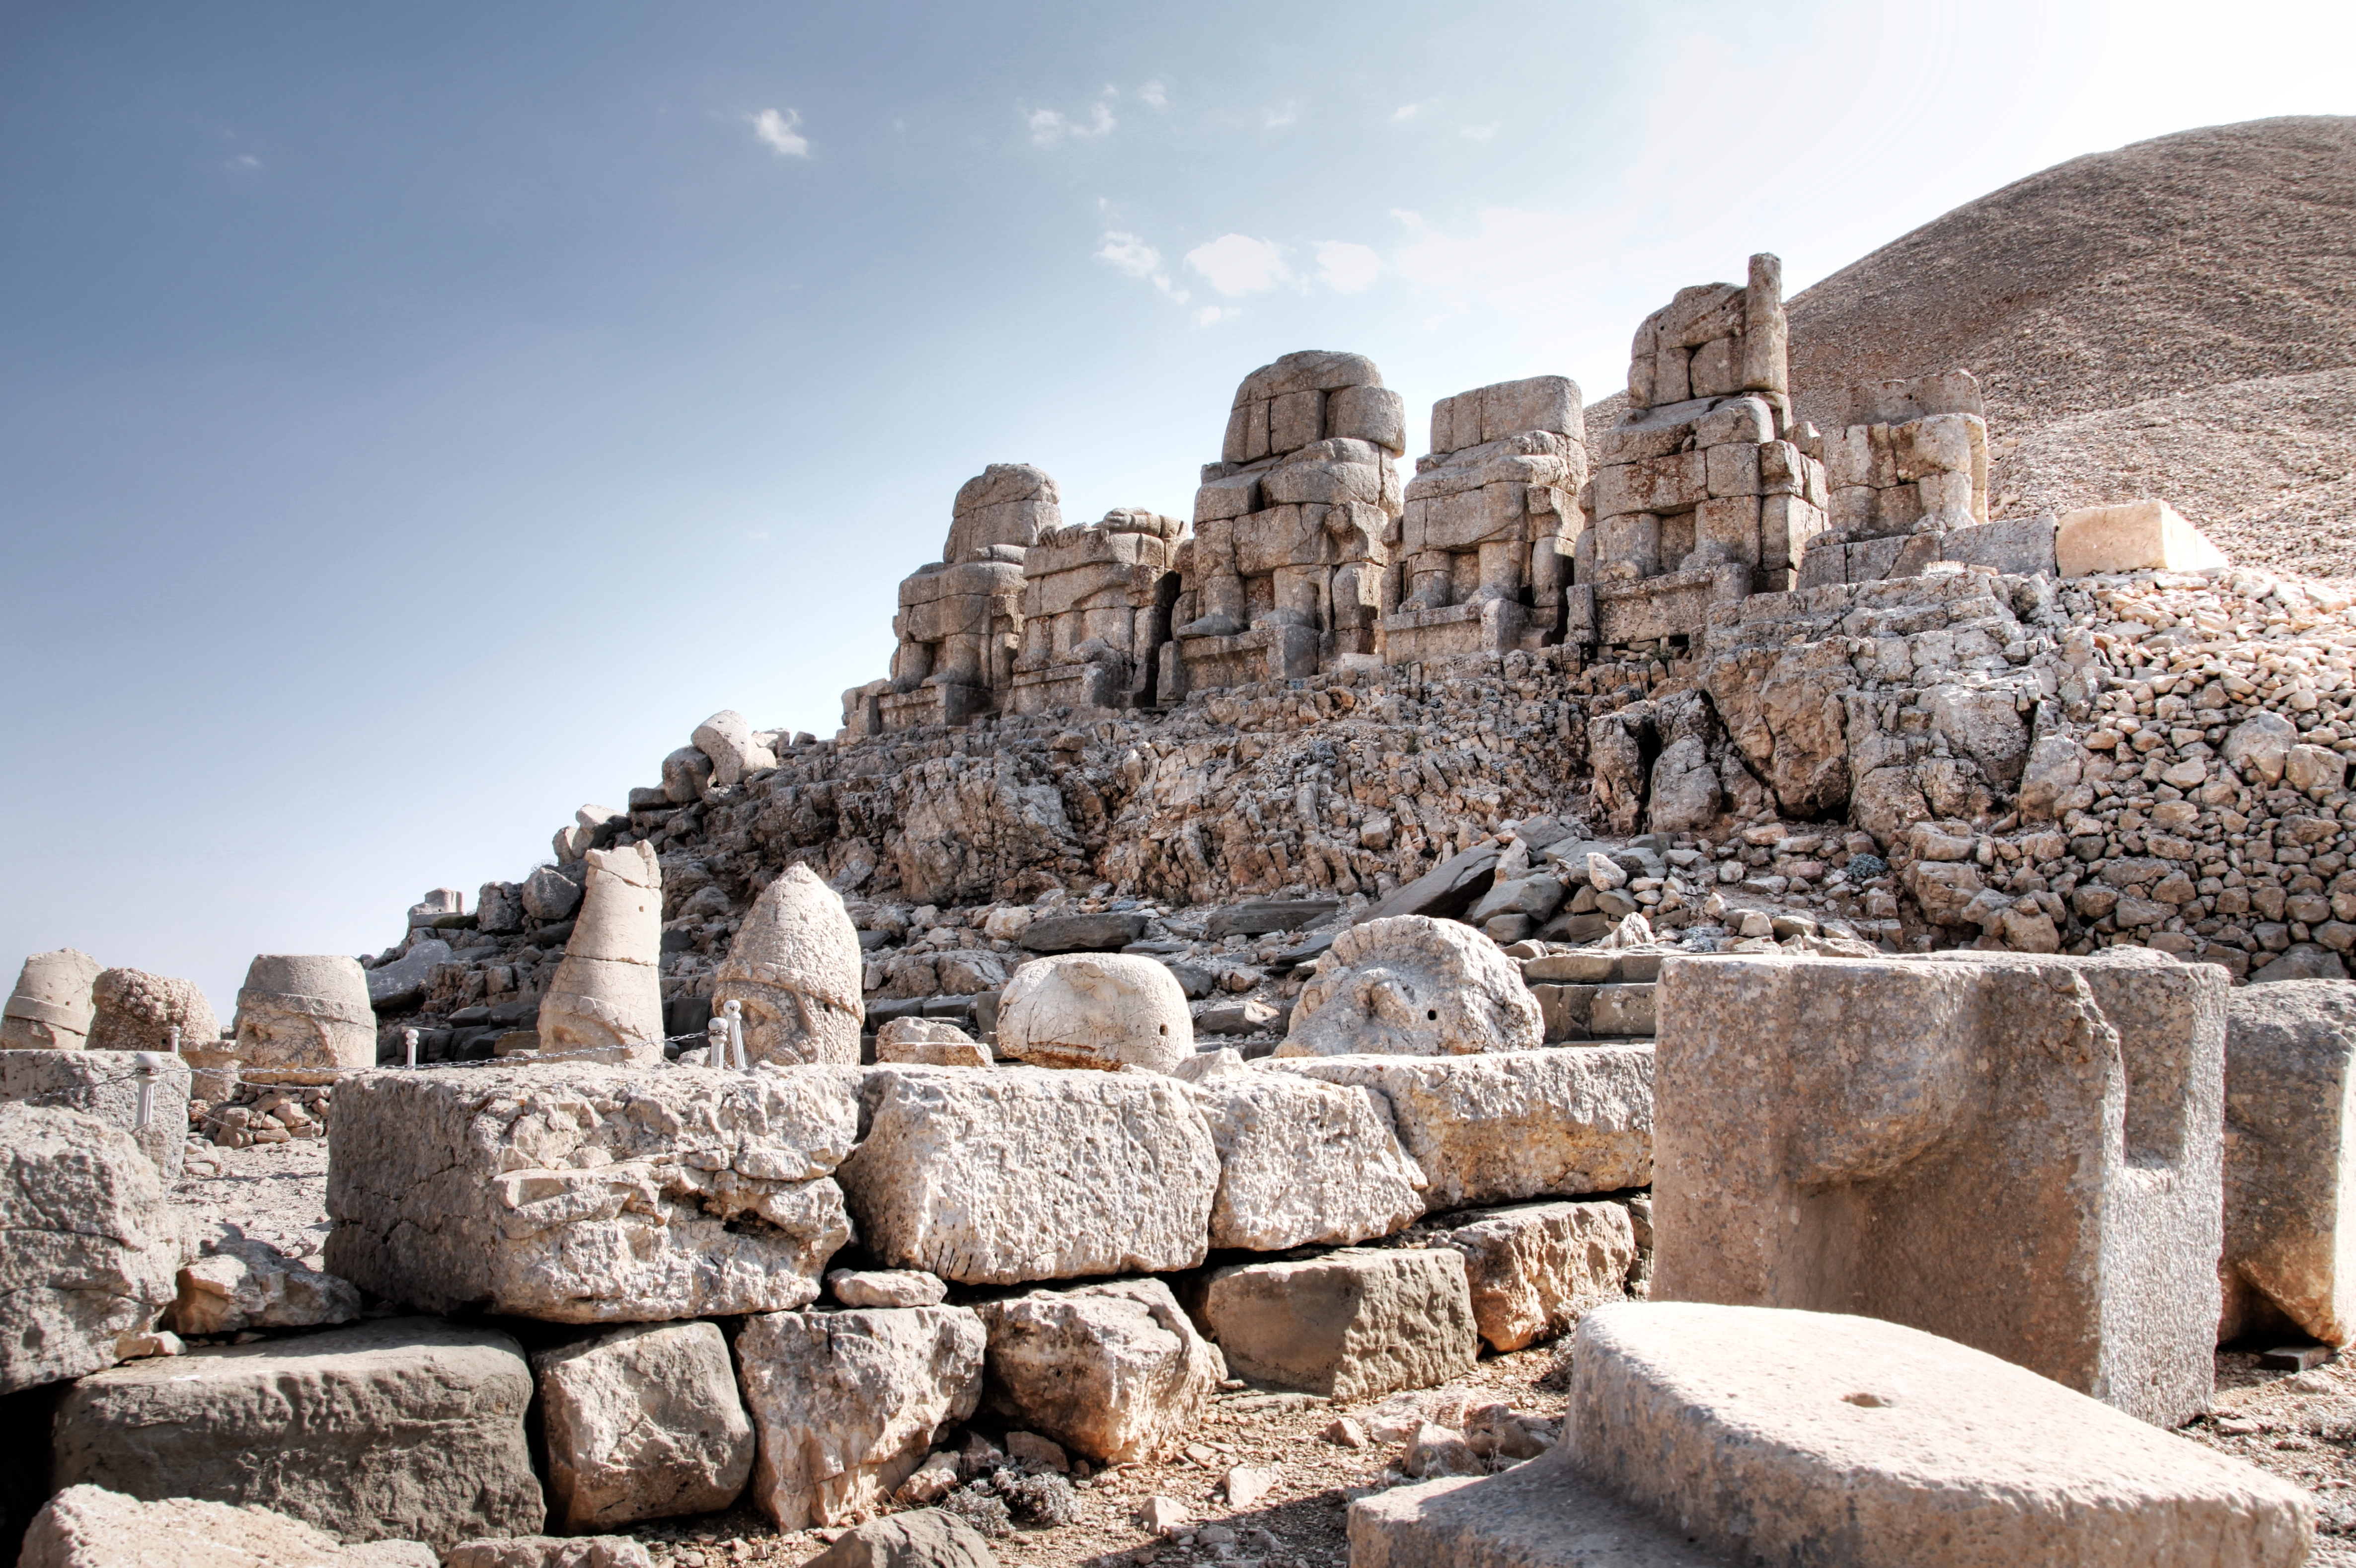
[4,0,2351,1016]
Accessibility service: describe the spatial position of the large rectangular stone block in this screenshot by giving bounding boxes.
[2055,498,2228,578]
[1198,1247,1476,1400]
[1652,950,2224,1426]
[2221,980,2356,1345]
[1191,1069,1426,1251]
[836,1065,1218,1284]
[323,1065,857,1322]
[0,1048,189,1178]
[1430,1198,1637,1352]
[1266,1048,1653,1211]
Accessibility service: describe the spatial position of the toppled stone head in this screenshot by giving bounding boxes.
[2,948,101,1049]
[539,841,665,1062]
[88,967,220,1055]
[711,863,864,1067]
[1276,915,1542,1058]
[233,954,377,1071]
[995,953,1192,1074]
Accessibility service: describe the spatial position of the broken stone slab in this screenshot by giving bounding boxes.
[975,1278,1226,1464]
[1266,1048,1654,1211]
[1574,1301,2307,1567]
[1349,1448,1733,1568]
[539,842,665,1061]
[534,1320,755,1531]
[830,1268,949,1307]
[54,1317,543,1551]
[1191,1070,1425,1250]
[1279,915,1543,1058]
[323,1064,856,1322]
[875,1017,991,1067]
[712,864,864,1066]
[1652,949,2224,1427]
[445,1539,654,1568]
[1206,900,1340,937]
[88,967,218,1054]
[837,1065,1217,1285]
[1198,1247,1478,1401]
[2055,498,2229,579]
[0,1047,191,1177]
[168,1230,361,1337]
[995,953,1191,1073]
[735,1304,985,1531]
[0,1102,182,1395]
[1360,840,1502,923]
[2221,980,2356,1346]
[232,955,377,1071]
[1430,1199,1639,1352]
[1018,912,1149,953]
[802,1510,1003,1568]
[2,948,100,1049]
[19,1485,439,1568]
[365,939,452,1013]
[692,709,777,788]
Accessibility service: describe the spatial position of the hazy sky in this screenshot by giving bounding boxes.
[4,0,2352,1017]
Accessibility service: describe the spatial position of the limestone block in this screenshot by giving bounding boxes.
[995,953,1190,1073]
[1594,451,1707,518]
[802,1513,1001,1568]
[1349,1450,1732,1568]
[1197,1248,1478,1400]
[231,954,375,1071]
[1268,1048,1654,1210]
[446,1541,652,1568]
[1192,1070,1425,1250]
[829,1269,948,1307]
[2221,981,2356,1345]
[535,1321,755,1531]
[1432,1199,1638,1352]
[522,866,584,924]
[1279,915,1542,1058]
[2055,499,2229,578]
[875,1017,991,1067]
[323,1065,856,1322]
[661,745,715,803]
[0,1047,190,1176]
[692,709,779,787]
[736,1305,985,1531]
[540,841,664,1061]
[976,1278,1224,1463]
[88,967,217,1054]
[54,1318,542,1550]
[947,463,1061,563]
[712,863,863,1066]
[1327,383,1407,454]
[1652,951,2224,1426]
[0,1103,180,1394]
[2,948,99,1048]
[19,1486,438,1568]
[837,1065,1218,1285]
[2226,709,2299,784]
[1568,1302,2309,1568]
[169,1232,361,1337]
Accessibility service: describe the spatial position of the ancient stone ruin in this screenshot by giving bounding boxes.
[7,233,2354,1568]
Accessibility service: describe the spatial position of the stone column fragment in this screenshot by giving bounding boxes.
[539,841,665,1062]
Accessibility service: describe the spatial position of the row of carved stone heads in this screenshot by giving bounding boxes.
[2,948,376,1071]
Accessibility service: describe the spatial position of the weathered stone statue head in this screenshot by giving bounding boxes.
[711,863,863,1066]
[539,841,665,1062]
[1276,915,1541,1057]
[2,948,101,1049]
[89,967,220,1055]
[995,953,1193,1074]
[232,955,377,1071]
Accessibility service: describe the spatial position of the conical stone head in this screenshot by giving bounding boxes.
[233,954,376,1070]
[712,863,863,1066]
[540,840,665,1062]
[88,968,221,1055]
[2,948,101,1049]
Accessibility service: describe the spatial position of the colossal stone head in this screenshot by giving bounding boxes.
[1276,915,1542,1058]
[89,967,220,1056]
[711,863,863,1066]
[996,953,1192,1074]
[945,464,1060,565]
[539,841,665,1062]
[2,949,101,1049]
[232,954,377,1071]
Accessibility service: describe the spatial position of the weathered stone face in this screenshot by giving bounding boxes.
[1279,916,1542,1058]
[20,1486,439,1568]
[323,1065,857,1322]
[1197,1248,1479,1401]
[1191,1070,1425,1250]
[836,1065,1218,1285]
[2221,980,2356,1346]
[54,1318,543,1551]
[232,954,376,1071]
[0,1102,183,1395]
[996,952,1192,1074]
[88,967,217,1055]
[2,948,100,1049]
[713,864,864,1066]
[535,1321,756,1531]
[976,1278,1224,1464]
[1652,950,2223,1427]
[735,1305,985,1532]
[539,841,664,1062]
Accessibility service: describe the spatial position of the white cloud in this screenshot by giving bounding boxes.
[1095,231,1189,302]
[1390,101,1431,122]
[225,153,261,171]
[1027,99,1116,146]
[1459,124,1499,142]
[1185,234,1291,296]
[1263,103,1299,129]
[1315,241,1383,293]
[745,529,771,542]
[751,108,810,158]
[1195,305,1236,328]
[1140,81,1167,108]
